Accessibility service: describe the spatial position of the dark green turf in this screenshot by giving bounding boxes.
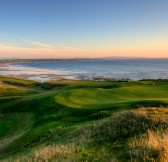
[0,77,168,160]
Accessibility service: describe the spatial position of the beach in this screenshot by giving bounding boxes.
[0,62,74,82]
[1,58,168,82]
[0,63,10,67]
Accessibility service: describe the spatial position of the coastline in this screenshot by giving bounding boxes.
[0,62,133,82]
[0,62,75,82]
[0,62,12,67]
[1,59,168,82]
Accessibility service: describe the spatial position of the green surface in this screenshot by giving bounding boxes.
[55,81,168,108]
[0,84,27,97]
[0,77,168,161]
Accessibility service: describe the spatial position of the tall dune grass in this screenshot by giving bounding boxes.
[2,107,168,162]
[129,130,168,162]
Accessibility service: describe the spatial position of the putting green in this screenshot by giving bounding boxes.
[55,83,168,108]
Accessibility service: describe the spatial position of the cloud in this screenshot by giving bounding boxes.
[20,38,84,52]
[0,38,168,59]
[20,38,58,49]
[0,39,86,58]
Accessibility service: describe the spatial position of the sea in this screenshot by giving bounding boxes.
[1,58,168,81]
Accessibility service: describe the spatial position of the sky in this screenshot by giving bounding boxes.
[0,0,168,59]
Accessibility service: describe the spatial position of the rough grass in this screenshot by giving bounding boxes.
[67,108,168,145]
[2,107,168,162]
[0,78,168,161]
[0,84,27,97]
[0,76,39,87]
[128,108,168,162]
[129,130,168,162]
[2,144,117,162]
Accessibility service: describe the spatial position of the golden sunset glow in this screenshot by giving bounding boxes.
[0,40,167,58]
[0,1,168,59]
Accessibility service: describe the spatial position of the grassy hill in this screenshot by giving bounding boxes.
[0,76,168,161]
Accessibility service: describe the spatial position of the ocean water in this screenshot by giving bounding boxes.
[12,58,168,81]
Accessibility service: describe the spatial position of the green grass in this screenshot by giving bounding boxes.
[0,77,168,161]
[0,84,27,97]
[55,81,168,108]
[0,76,39,87]
[0,113,33,138]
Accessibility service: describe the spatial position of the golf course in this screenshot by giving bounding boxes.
[0,76,168,161]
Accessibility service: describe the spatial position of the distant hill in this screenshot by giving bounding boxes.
[99,56,148,59]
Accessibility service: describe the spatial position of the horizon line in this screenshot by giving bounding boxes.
[1,56,168,61]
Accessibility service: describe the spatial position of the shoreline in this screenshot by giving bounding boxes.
[0,60,168,82]
[0,63,135,82]
[0,62,12,67]
[1,73,168,83]
[0,62,70,82]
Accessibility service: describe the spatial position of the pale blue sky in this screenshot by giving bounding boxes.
[0,0,168,58]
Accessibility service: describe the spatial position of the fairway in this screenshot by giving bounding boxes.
[0,77,168,161]
[1,0,168,160]
[55,82,168,108]
[0,112,34,151]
